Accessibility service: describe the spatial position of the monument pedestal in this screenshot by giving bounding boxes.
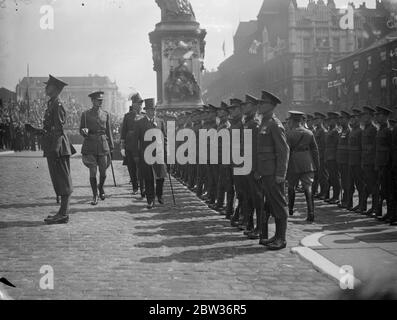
[149,17,206,112]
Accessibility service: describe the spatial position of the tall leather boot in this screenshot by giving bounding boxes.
[305,188,315,223]
[90,177,98,206]
[288,187,295,216]
[98,176,106,201]
[225,192,234,219]
[267,218,287,250]
[231,202,241,227]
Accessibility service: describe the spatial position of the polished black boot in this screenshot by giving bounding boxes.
[266,218,287,250]
[90,177,98,206]
[98,176,106,201]
[225,193,234,220]
[231,203,241,227]
[288,187,295,216]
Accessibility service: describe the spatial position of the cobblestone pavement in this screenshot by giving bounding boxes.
[0,151,341,300]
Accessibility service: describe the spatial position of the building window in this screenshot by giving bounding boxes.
[305,83,312,100]
[336,65,341,75]
[380,51,387,61]
[367,56,372,67]
[368,80,372,90]
[304,59,311,75]
[353,60,359,71]
[354,84,360,93]
[303,38,311,52]
[381,77,387,88]
[333,38,340,52]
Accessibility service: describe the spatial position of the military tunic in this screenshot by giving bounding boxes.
[42,97,73,197]
[256,116,289,221]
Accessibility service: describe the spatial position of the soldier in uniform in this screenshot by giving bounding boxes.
[26,75,73,224]
[324,112,341,204]
[306,114,315,131]
[374,106,393,221]
[348,108,365,214]
[238,95,259,234]
[132,98,168,209]
[360,106,378,216]
[80,91,114,205]
[120,93,145,197]
[212,102,235,215]
[337,111,354,210]
[255,91,289,250]
[312,112,329,200]
[286,111,319,223]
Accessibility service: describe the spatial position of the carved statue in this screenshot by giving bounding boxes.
[164,59,201,103]
[155,0,196,22]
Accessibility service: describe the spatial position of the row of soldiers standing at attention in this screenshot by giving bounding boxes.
[308,106,397,226]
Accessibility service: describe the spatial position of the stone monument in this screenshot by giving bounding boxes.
[150,0,206,111]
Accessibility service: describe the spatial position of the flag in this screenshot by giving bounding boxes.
[222,41,226,57]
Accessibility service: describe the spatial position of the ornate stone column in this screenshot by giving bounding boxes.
[149,0,206,111]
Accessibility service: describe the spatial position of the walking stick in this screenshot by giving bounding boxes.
[168,170,176,206]
[110,153,117,187]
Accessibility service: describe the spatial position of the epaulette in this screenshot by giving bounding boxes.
[271,116,284,129]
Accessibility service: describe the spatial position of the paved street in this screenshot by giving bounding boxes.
[2,151,395,300]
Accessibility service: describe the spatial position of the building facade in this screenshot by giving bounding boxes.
[202,0,392,119]
[328,31,397,116]
[16,75,126,116]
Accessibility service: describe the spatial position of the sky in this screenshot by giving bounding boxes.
[0,0,377,99]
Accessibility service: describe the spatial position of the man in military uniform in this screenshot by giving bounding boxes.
[360,106,378,216]
[324,112,341,204]
[26,75,73,224]
[306,114,315,131]
[286,111,319,223]
[312,112,329,200]
[211,102,235,216]
[374,106,393,221]
[337,111,353,210]
[132,98,168,209]
[80,91,114,205]
[255,91,289,250]
[348,108,365,214]
[120,93,145,197]
[238,95,259,234]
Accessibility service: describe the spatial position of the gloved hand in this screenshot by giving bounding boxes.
[120,149,126,158]
[81,128,89,137]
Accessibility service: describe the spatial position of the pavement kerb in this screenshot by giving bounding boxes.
[291,232,362,287]
[0,151,14,156]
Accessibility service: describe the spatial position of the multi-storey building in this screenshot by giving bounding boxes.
[328,30,397,117]
[202,0,391,119]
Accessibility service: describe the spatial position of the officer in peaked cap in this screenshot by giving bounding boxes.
[132,98,167,209]
[337,110,353,210]
[306,113,315,131]
[360,105,378,216]
[286,111,319,223]
[25,75,73,224]
[347,107,365,214]
[374,106,393,221]
[121,91,145,197]
[324,111,341,205]
[80,90,114,205]
[255,91,289,250]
